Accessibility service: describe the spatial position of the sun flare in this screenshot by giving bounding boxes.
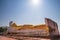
[31,0,42,6]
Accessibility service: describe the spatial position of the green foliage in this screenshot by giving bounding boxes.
[0,27,7,32]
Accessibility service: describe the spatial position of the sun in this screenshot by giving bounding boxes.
[32,0,39,5]
[31,0,42,6]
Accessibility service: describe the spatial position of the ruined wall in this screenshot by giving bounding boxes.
[45,18,59,36]
[8,21,49,36]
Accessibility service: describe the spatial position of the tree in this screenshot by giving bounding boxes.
[0,27,4,32]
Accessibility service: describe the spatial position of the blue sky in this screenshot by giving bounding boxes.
[0,0,60,31]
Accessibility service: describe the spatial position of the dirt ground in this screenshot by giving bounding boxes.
[0,36,51,40]
[0,36,16,40]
